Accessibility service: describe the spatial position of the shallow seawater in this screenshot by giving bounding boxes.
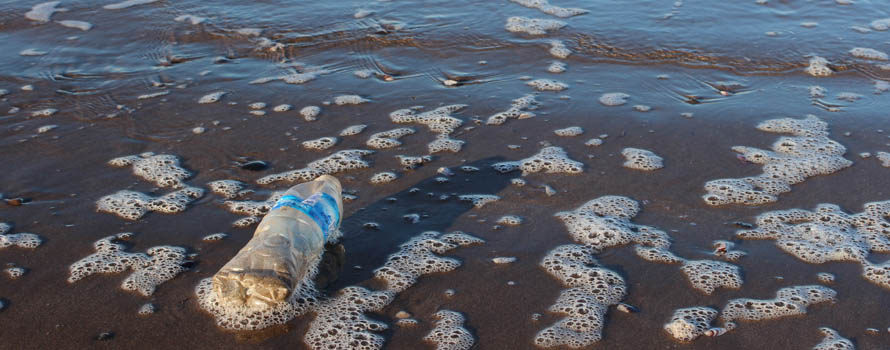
[1,0,890,349]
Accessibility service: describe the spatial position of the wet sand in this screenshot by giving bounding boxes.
[2,0,890,349]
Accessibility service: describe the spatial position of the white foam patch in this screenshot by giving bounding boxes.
[69,233,189,296]
[720,285,836,324]
[108,153,193,188]
[505,16,566,35]
[284,73,317,85]
[31,108,57,117]
[492,146,583,175]
[248,102,266,110]
[340,124,367,136]
[486,94,537,126]
[208,180,246,199]
[509,0,588,17]
[737,201,890,289]
[872,18,890,31]
[702,115,851,206]
[300,106,321,121]
[535,244,626,347]
[634,105,652,112]
[680,260,743,295]
[366,127,416,149]
[397,155,433,168]
[224,191,284,226]
[202,233,227,241]
[877,152,890,167]
[20,48,47,56]
[553,127,583,137]
[304,287,393,349]
[138,303,155,315]
[103,0,158,10]
[390,105,466,134]
[257,149,374,185]
[375,231,483,292]
[458,194,500,208]
[97,187,204,220]
[424,310,475,350]
[813,327,854,350]
[174,14,206,25]
[547,61,567,73]
[0,224,42,249]
[428,135,465,153]
[806,56,833,77]
[527,79,568,91]
[333,95,369,105]
[585,138,603,147]
[26,2,66,22]
[138,91,169,100]
[497,215,523,226]
[370,172,398,184]
[5,267,26,279]
[622,148,664,171]
[198,91,226,104]
[302,136,339,150]
[599,93,630,106]
[664,307,718,342]
[57,19,92,31]
[850,47,889,61]
[549,40,571,58]
[817,272,835,284]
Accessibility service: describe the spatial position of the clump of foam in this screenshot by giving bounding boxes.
[599,93,630,106]
[622,148,664,171]
[138,303,155,315]
[302,137,339,150]
[547,61,566,73]
[69,233,189,296]
[198,91,226,104]
[366,128,416,149]
[375,231,484,292]
[720,285,836,325]
[390,105,465,134]
[486,94,537,126]
[505,16,566,35]
[109,153,193,188]
[817,272,835,284]
[223,191,284,226]
[31,108,57,117]
[103,0,159,10]
[208,180,246,199]
[877,152,890,167]
[497,215,523,226]
[813,327,854,350]
[492,146,583,175]
[458,194,500,208]
[680,260,743,295]
[549,40,571,58]
[370,172,398,184]
[428,135,465,153]
[424,310,475,350]
[174,14,205,25]
[736,201,890,289]
[202,233,227,241]
[304,287,393,350]
[806,56,833,77]
[527,79,568,91]
[509,0,588,17]
[339,124,367,136]
[535,244,626,347]
[0,223,43,249]
[5,267,26,279]
[702,115,851,206]
[25,2,66,22]
[97,187,204,220]
[585,138,603,147]
[248,102,266,110]
[850,47,889,61]
[664,307,719,342]
[333,95,369,105]
[554,126,583,137]
[300,106,321,121]
[397,155,433,169]
[257,150,374,185]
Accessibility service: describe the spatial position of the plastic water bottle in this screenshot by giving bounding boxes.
[212,175,343,308]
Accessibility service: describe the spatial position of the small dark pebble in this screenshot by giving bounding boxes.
[239,160,269,171]
[96,332,114,341]
[5,198,28,206]
[732,221,754,229]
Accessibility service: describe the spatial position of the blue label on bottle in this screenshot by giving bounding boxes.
[271,193,339,240]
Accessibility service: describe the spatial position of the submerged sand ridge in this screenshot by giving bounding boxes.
[3,0,890,349]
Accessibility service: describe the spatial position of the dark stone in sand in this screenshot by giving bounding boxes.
[4,198,28,206]
[96,332,114,341]
[239,160,269,171]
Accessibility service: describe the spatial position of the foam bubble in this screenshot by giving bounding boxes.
[496,215,523,226]
[198,91,226,104]
[374,231,483,293]
[806,56,833,77]
[366,128,416,149]
[680,260,743,295]
[370,172,398,184]
[174,14,206,25]
[0,224,42,249]
[458,194,500,208]
[109,153,193,188]
[549,40,572,58]
[877,152,890,167]
[304,286,393,349]
[872,18,890,31]
[836,92,862,102]
[25,2,65,22]
[505,16,566,35]
[390,105,466,134]
[547,61,567,73]
[333,95,369,105]
[302,136,339,150]
[817,272,835,284]
[257,149,374,185]
[340,124,367,136]
[69,233,189,296]
[509,0,588,17]
[720,285,836,324]
[103,0,159,10]
[224,191,284,226]
[248,102,266,110]
[97,187,204,220]
[138,303,155,315]
[702,115,851,206]
[813,327,854,350]
[493,146,583,175]
[850,47,889,61]
[634,105,652,112]
[486,94,537,126]
[535,244,626,347]
[585,138,603,147]
[208,180,246,199]
[554,126,583,137]
[137,91,169,100]
[527,79,568,91]
[31,108,57,117]
[5,267,26,279]
[428,135,465,153]
[396,318,418,327]
[202,233,228,241]
[300,106,321,121]
[397,155,433,169]
[284,73,317,85]
[599,93,630,106]
[664,307,719,342]
[424,310,475,350]
[20,48,47,56]
[621,148,664,171]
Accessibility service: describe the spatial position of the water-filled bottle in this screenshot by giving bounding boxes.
[212,175,343,308]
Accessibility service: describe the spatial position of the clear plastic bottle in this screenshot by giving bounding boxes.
[212,175,343,309]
